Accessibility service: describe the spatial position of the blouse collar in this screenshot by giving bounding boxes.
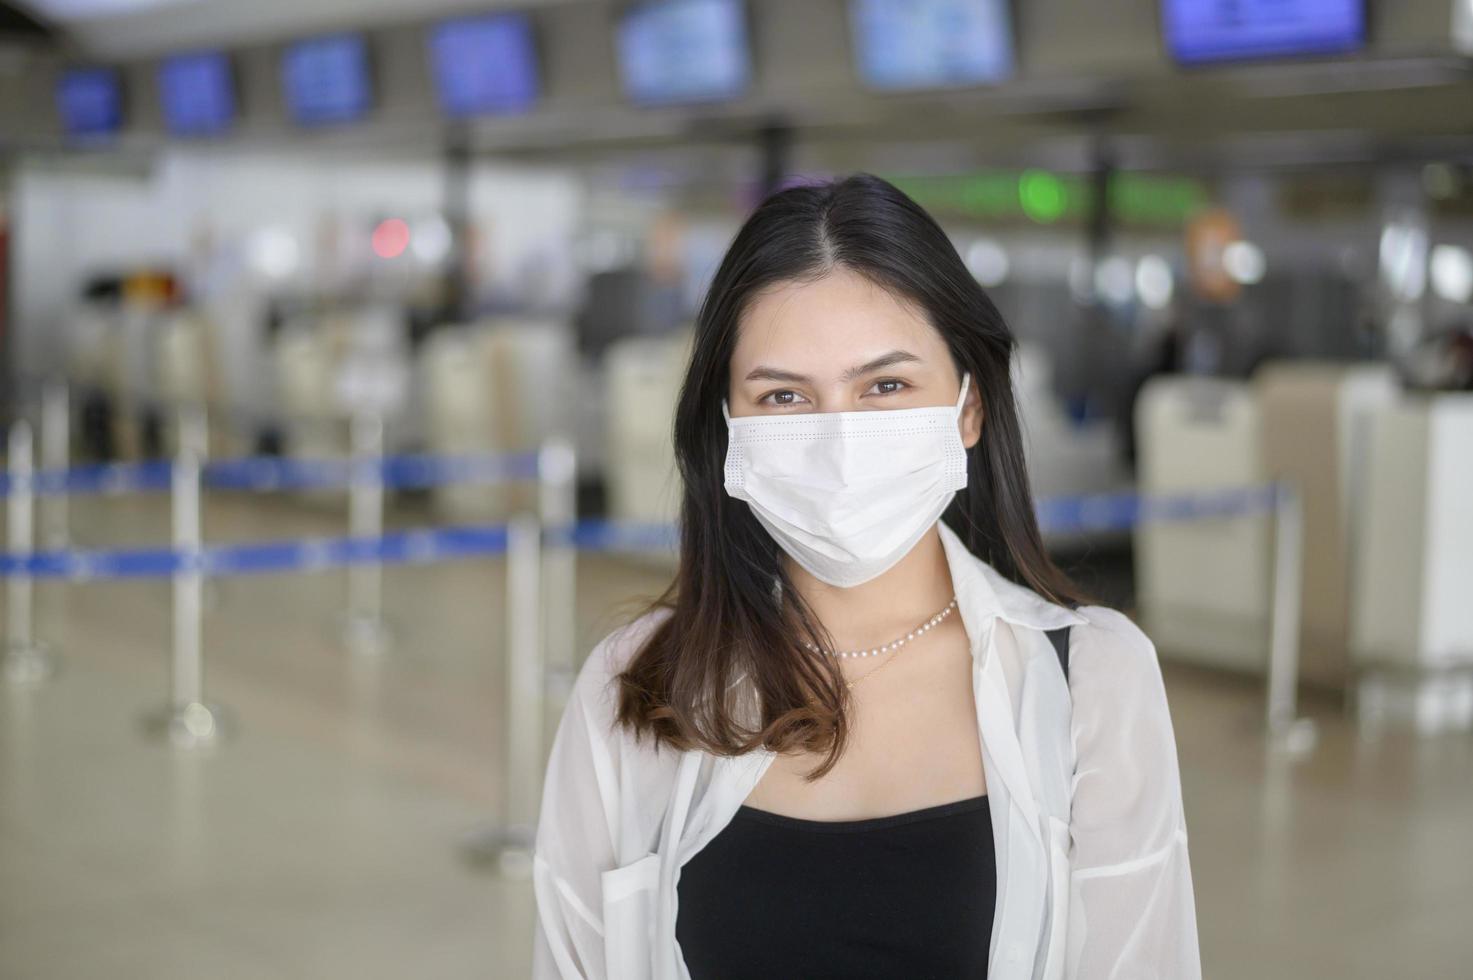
[936,520,1087,641]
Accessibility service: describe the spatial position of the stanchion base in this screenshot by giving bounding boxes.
[3,643,58,687]
[141,700,232,749]
[341,612,394,657]
[458,822,537,878]
[1267,717,1318,756]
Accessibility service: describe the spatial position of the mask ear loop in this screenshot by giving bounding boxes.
[721,398,731,422]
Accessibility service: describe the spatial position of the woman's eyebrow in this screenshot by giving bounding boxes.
[744,350,922,385]
[842,349,921,381]
[744,365,812,384]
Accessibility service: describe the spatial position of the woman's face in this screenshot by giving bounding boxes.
[726,266,984,448]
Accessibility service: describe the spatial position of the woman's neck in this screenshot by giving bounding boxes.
[784,525,956,651]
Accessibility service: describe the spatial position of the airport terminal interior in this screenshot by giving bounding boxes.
[2,0,1473,977]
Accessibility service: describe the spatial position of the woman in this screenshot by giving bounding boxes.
[532,174,1201,979]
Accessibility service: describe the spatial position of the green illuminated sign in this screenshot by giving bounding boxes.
[886,171,1209,227]
[1019,170,1068,223]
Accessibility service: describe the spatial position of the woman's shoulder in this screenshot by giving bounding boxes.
[1069,603,1154,647]
[1064,604,1170,703]
[1059,604,1187,778]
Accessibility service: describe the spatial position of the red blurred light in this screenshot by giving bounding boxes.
[372,218,410,259]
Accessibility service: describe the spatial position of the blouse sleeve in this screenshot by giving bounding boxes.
[530,626,628,980]
[1064,606,1203,980]
[531,612,672,979]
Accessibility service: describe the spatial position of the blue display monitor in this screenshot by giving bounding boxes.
[1163,0,1365,65]
[850,0,1014,91]
[617,0,750,105]
[429,13,539,117]
[158,50,235,136]
[57,68,122,137]
[282,33,372,125]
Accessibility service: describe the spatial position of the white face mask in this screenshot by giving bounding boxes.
[722,373,971,588]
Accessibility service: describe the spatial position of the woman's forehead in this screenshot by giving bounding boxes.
[731,270,943,369]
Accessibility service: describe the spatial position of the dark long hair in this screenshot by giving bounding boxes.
[614,173,1086,780]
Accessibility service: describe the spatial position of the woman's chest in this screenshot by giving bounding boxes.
[742,645,986,819]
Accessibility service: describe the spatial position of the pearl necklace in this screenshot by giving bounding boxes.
[802,597,959,660]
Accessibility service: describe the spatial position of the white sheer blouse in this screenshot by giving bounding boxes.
[531,520,1201,979]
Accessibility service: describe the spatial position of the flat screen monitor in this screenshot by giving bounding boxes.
[158,50,235,136]
[429,13,539,117]
[282,33,372,125]
[57,67,122,137]
[1163,0,1365,65]
[850,0,1014,90]
[616,0,750,105]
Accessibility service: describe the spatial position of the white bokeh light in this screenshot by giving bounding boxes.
[1223,240,1266,285]
[411,216,453,264]
[1135,255,1174,310]
[1430,244,1473,303]
[1094,255,1135,305]
[248,228,300,280]
[965,238,1010,287]
[1380,221,1428,301]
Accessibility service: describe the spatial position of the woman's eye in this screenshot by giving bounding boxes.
[760,389,805,406]
[870,379,909,396]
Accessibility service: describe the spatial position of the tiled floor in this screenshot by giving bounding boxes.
[2,495,1470,978]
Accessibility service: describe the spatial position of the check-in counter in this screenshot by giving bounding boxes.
[1134,376,1270,672]
[421,317,576,520]
[273,318,348,466]
[1255,362,1398,692]
[603,328,692,531]
[1351,392,1473,732]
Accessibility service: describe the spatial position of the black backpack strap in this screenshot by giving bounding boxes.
[1045,626,1071,683]
[1046,599,1081,683]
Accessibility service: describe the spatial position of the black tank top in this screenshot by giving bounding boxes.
[675,794,995,979]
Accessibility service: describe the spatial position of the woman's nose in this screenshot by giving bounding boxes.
[811,389,861,413]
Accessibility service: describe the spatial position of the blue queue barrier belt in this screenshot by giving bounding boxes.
[1034,483,1281,535]
[0,485,1284,581]
[0,451,543,498]
[0,526,514,581]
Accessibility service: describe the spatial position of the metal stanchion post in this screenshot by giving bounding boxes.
[4,421,57,685]
[343,411,391,655]
[461,512,542,876]
[1266,481,1316,754]
[538,438,578,715]
[178,401,208,459]
[142,443,229,747]
[177,403,222,613]
[40,381,69,550]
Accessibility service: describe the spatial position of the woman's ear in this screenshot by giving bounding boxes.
[961,380,984,450]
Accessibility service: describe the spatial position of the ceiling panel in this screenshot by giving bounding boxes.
[17,0,199,21]
[17,0,565,57]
